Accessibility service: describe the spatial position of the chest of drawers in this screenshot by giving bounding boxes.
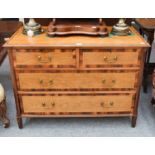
[4,27,149,128]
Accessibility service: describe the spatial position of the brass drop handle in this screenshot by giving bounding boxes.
[102,79,116,86]
[113,56,117,61]
[42,102,55,108]
[39,80,44,84]
[42,102,46,107]
[102,79,106,84]
[37,55,52,63]
[103,56,118,63]
[100,102,105,107]
[38,55,42,61]
[103,56,107,61]
[109,101,114,106]
[51,102,55,107]
[111,80,116,84]
[39,80,53,85]
[49,80,53,85]
[100,101,114,107]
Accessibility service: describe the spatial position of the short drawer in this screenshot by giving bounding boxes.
[81,48,140,67]
[21,94,134,113]
[17,71,138,90]
[13,49,76,68]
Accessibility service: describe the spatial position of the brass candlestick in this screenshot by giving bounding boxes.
[111,18,131,36]
[23,18,43,37]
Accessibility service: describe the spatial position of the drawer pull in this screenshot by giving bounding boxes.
[109,102,114,106]
[49,80,53,85]
[112,80,116,84]
[113,56,118,61]
[100,102,105,107]
[37,55,52,63]
[39,80,44,84]
[42,102,46,107]
[100,101,114,107]
[39,80,53,85]
[102,79,116,86]
[41,102,55,108]
[102,79,106,84]
[51,102,55,107]
[103,56,118,63]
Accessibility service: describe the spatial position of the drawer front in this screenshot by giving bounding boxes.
[13,49,76,67]
[21,94,134,113]
[17,72,137,90]
[81,49,140,67]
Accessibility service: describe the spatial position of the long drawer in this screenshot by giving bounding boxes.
[13,49,76,68]
[81,48,140,67]
[17,71,138,90]
[20,94,134,113]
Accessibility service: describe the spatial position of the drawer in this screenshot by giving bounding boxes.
[13,49,76,68]
[21,94,134,113]
[17,71,138,90]
[81,48,140,67]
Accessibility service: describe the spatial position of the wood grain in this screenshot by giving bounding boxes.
[13,48,76,67]
[4,27,149,48]
[82,48,140,67]
[17,71,138,90]
[21,94,133,113]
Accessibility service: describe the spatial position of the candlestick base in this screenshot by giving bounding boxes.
[23,18,43,36]
[111,19,131,36]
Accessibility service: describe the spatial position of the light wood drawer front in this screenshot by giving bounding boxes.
[82,49,140,67]
[13,49,76,67]
[21,94,133,113]
[18,72,137,90]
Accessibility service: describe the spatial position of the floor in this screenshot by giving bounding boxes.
[0,56,155,137]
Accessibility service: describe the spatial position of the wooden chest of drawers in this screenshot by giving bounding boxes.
[4,27,149,128]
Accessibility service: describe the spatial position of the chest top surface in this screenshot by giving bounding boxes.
[4,26,149,48]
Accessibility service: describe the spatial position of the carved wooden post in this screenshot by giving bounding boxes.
[151,32,155,105]
[0,84,10,128]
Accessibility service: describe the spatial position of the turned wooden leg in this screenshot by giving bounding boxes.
[2,117,10,128]
[151,98,155,107]
[143,33,154,93]
[0,97,10,128]
[131,116,137,128]
[143,67,148,93]
[17,116,23,129]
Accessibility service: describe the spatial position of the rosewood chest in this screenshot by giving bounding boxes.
[4,27,149,128]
